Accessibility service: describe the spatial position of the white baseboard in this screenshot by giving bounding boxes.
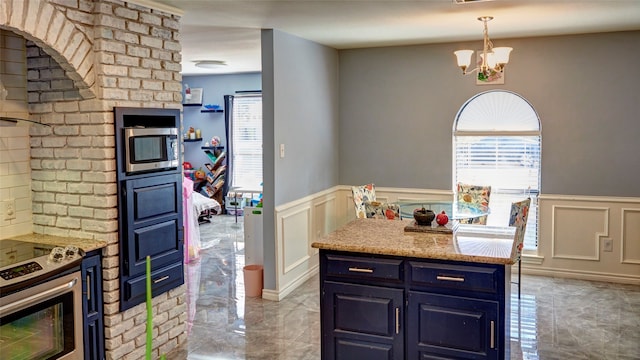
[262,265,319,301]
[522,267,640,286]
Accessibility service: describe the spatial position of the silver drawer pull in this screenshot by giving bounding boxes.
[436,275,465,282]
[86,275,91,301]
[395,307,400,334]
[348,267,373,273]
[153,276,169,284]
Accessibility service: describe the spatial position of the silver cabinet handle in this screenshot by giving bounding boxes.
[86,275,91,301]
[436,275,465,282]
[395,307,400,334]
[154,276,169,284]
[490,320,495,349]
[348,267,373,273]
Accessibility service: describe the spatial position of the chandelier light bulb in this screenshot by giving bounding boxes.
[453,16,511,77]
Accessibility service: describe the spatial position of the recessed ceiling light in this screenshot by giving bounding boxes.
[194,60,228,69]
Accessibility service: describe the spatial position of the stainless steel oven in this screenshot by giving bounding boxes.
[0,241,84,360]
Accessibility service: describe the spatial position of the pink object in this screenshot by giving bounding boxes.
[182,177,200,263]
[243,265,263,297]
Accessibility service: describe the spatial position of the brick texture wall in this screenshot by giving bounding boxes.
[1,1,186,359]
[0,30,32,238]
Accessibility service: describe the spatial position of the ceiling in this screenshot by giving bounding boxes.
[137,0,640,75]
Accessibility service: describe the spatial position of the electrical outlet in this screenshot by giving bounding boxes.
[603,238,613,252]
[3,199,16,221]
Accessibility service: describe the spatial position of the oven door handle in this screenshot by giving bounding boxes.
[0,278,77,316]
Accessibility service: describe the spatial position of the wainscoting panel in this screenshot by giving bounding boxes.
[280,206,311,274]
[270,187,343,301]
[313,195,337,255]
[621,208,640,264]
[538,195,640,285]
[551,205,609,261]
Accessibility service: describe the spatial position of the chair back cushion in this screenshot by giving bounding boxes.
[365,201,400,220]
[456,183,491,224]
[351,184,376,219]
[509,198,531,261]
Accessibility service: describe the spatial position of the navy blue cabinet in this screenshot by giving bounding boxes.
[407,292,499,359]
[118,173,184,311]
[114,107,184,312]
[319,250,509,360]
[323,281,404,360]
[82,251,104,360]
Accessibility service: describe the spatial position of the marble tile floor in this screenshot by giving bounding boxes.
[168,215,640,360]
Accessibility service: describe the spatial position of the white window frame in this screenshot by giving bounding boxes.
[230,94,262,193]
[453,91,541,251]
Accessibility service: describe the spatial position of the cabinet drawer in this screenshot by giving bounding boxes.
[409,262,498,294]
[123,261,184,305]
[325,254,403,281]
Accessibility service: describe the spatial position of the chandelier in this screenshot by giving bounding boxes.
[454,16,512,78]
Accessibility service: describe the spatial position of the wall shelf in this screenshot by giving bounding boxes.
[201,146,225,150]
[201,109,224,113]
[184,138,202,142]
[183,103,202,107]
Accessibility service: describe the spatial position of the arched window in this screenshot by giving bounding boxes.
[454,90,541,250]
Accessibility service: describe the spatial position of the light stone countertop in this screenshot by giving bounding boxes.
[5,233,108,253]
[311,218,518,265]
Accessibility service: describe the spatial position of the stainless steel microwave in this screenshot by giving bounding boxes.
[124,127,179,173]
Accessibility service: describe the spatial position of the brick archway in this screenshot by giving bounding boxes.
[0,0,96,97]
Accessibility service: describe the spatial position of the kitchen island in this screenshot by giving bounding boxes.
[311,218,517,360]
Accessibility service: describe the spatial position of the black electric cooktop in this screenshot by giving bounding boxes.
[0,239,84,295]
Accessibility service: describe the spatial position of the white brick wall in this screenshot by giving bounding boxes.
[1,0,186,358]
[0,30,32,239]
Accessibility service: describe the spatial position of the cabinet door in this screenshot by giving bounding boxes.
[82,253,104,360]
[322,281,403,360]
[407,291,499,360]
[123,173,183,276]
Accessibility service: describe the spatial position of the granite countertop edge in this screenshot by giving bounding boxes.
[311,219,517,266]
[5,233,108,253]
[310,242,514,265]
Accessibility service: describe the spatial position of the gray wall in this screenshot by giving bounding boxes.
[261,29,340,289]
[270,31,340,205]
[339,31,640,197]
[181,73,262,168]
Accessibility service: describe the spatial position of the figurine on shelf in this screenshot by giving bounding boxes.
[211,136,221,146]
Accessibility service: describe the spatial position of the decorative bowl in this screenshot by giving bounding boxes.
[413,208,435,226]
[204,104,221,110]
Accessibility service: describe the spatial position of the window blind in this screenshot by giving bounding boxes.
[454,135,541,249]
[231,94,262,192]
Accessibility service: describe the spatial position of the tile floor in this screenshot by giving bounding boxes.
[168,215,640,360]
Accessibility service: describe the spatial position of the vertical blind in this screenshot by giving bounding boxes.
[230,94,262,191]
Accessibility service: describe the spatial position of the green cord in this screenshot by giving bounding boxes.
[146,256,152,360]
